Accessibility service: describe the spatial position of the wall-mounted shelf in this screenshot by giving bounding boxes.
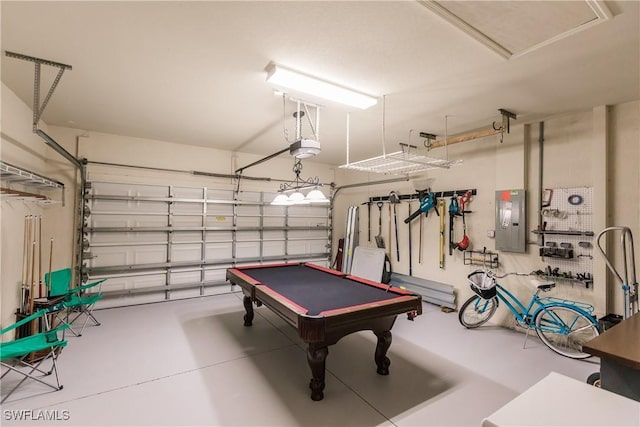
[532,230,594,236]
[532,273,593,288]
[0,161,64,203]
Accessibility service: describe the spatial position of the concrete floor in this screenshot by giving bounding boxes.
[1,290,601,426]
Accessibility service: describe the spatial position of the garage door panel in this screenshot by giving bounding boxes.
[263,216,285,227]
[90,231,168,244]
[173,201,203,214]
[263,230,285,239]
[204,268,228,282]
[89,249,128,268]
[287,230,327,239]
[205,215,232,227]
[236,231,260,241]
[263,241,285,257]
[169,270,201,285]
[90,216,168,228]
[205,242,232,260]
[207,205,233,216]
[205,231,232,242]
[87,181,330,307]
[173,187,204,199]
[172,215,203,227]
[236,216,260,227]
[236,242,260,258]
[171,244,202,262]
[288,241,311,255]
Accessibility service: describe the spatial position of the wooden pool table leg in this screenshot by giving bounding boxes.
[243,295,254,326]
[374,330,392,375]
[307,344,329,401]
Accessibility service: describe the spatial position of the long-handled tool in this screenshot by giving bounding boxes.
[388,203,392,256]
[375,202,385,248]
[38,216,43,298]
[419,211,424,264]
[408,201,413,275]
[457,191,472,251]
[448,195,460,255]
[367,202,371,242]
[405,191,437,223]
[389,191,401,262]
[47,238,53,298]
[438,198,445,268]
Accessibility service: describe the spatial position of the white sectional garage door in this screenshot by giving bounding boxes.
[84,181,330,307]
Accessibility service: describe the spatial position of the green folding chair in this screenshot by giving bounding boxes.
[1,310,69,403]
[44,268,106,337]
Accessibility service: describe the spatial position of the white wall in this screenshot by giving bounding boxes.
[333,102,640,324]
[1,83,49,330]
[608,101,640,315]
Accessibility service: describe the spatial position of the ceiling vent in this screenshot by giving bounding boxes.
[418,0,612,59]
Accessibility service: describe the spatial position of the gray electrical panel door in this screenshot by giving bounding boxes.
[495,189,526,253]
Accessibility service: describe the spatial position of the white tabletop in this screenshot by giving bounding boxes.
[482,372,640,427]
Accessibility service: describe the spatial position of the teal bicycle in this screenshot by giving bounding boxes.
[458,270,600,359]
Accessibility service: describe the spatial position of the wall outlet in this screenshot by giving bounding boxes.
[487,230,495,238]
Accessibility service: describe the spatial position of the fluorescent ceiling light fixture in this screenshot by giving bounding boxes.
[266,63,377,110]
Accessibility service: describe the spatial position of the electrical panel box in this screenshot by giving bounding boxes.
[495,189,526,253]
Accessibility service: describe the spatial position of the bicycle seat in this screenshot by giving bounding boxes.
[531,279,556,291]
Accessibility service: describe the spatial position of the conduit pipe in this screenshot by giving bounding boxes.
[538,122,545,245]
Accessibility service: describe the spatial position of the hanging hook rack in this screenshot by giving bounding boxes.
[424,109,517,149]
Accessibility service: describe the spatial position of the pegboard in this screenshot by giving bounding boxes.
[537,187,593,287]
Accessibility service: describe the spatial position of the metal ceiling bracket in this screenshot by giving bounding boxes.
[5,51,72,131]
[419,132,437,149]
[494,109,517,143]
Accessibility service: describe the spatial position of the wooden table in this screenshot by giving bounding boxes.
[583,312,640,401]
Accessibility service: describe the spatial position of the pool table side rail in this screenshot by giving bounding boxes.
[305,263,347,277]
[226,268,263,287]
[345,275,415,295]
[310,294,422,343]
[320,295,421,317]
[230,262,294,271]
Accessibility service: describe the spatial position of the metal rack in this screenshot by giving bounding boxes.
[0,161,64,203]
[340,150,462,175]
[463,249,499,269]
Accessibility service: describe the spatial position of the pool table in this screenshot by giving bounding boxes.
[226,262,422,401]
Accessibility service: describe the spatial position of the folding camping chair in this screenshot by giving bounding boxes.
[1,310,69,403]
[44,268,106,337]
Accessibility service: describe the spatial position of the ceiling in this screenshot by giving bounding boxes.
[2,1,638,168]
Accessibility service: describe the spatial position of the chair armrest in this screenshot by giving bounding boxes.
[0,310,47,336]
[74,278,106,293]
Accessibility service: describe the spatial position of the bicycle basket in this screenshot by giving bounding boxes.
[468,270,497,299]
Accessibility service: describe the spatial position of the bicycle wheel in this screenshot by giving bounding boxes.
[458,296,499,328]
[534,305,599,359]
